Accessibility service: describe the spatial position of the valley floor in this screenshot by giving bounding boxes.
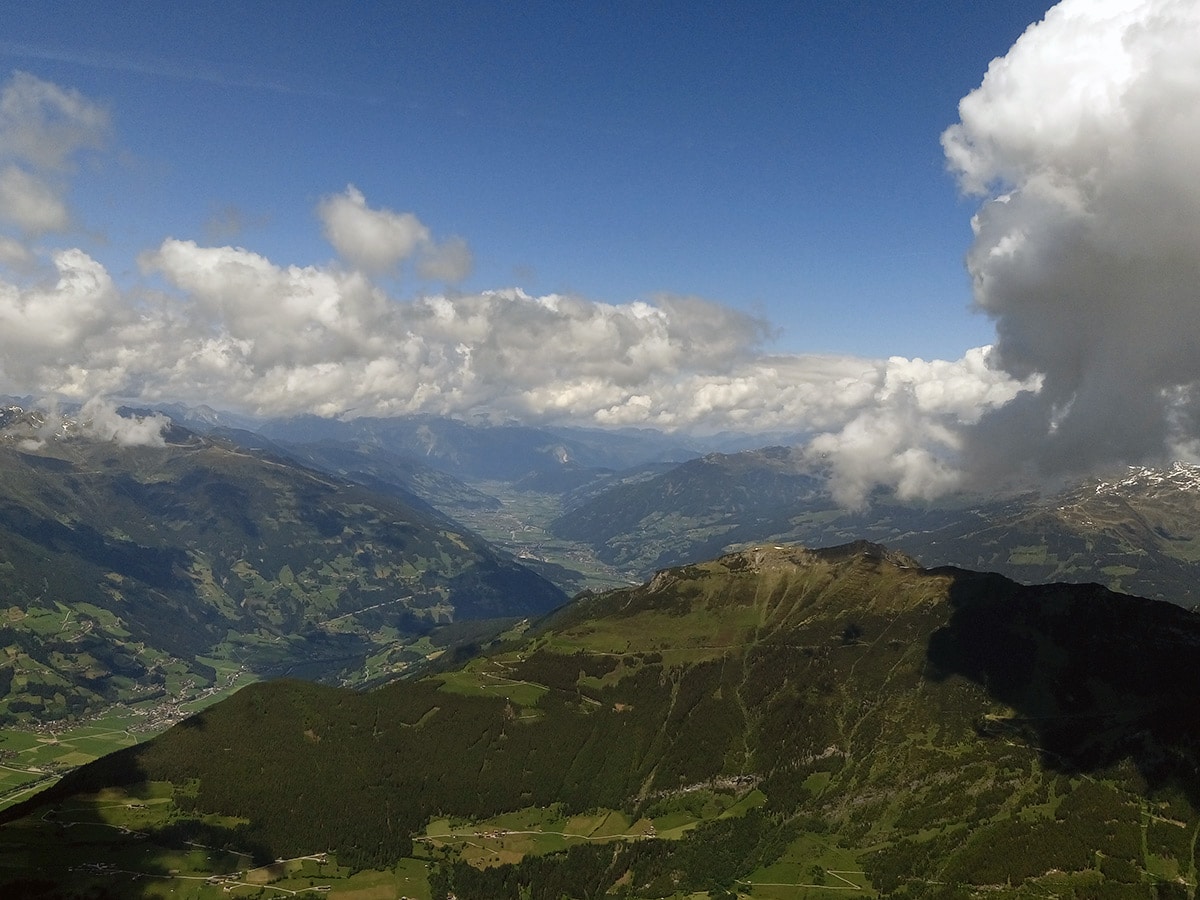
[0,661,258,814]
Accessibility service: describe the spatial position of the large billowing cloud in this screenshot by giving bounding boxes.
[944,0,1200,486]
[0,223,1028,481]
[0,248,120,355]
[128,243,789,419]
[809,350,1037,507]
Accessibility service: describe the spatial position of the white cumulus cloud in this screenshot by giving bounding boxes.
[0,164,69,233]
[0,71,109,237]
[943,0,1200,486]
[808,348,1035,507]
[318,184,430,273]
[317,185,473,283]
[0,217,1029,475]
[77,397,169,447]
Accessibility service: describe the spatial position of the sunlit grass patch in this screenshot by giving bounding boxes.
[434,657,549,706]
[1007,544,1053,566]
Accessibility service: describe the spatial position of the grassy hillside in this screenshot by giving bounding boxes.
[5,542,1200,897]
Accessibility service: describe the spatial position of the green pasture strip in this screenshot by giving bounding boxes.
[743,832,872,899]
[0,669,258,813]
[434,661,549,707]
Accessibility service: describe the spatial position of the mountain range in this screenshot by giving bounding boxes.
[0,406,565,724]
[5,401,1200,897]
[6,400,1200,728]
[141,406,1200,610]
[3,541,1198,898]
[550,446,1200,606]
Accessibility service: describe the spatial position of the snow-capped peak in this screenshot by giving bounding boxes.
[1093,462,1200,496]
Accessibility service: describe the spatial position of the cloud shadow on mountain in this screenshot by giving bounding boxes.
[925,568,1200,807]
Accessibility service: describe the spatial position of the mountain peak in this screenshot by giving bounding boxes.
[715,539,922,574]
[627,540,938,630]
[809,538,922,568]
[1093,461,1200,496]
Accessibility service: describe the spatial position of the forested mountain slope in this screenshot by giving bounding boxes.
[6,541,1200,898]
[0,410,565,723]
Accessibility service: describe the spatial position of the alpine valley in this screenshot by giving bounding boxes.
[0,405,567,726]
[3,404,1200,898]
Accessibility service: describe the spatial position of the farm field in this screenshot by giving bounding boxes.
[0,782,433,899]
[1,779,778,898]
[0,659,257,813]
[441,483,638,592]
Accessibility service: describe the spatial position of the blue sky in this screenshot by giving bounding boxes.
[2,0,1053,360]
